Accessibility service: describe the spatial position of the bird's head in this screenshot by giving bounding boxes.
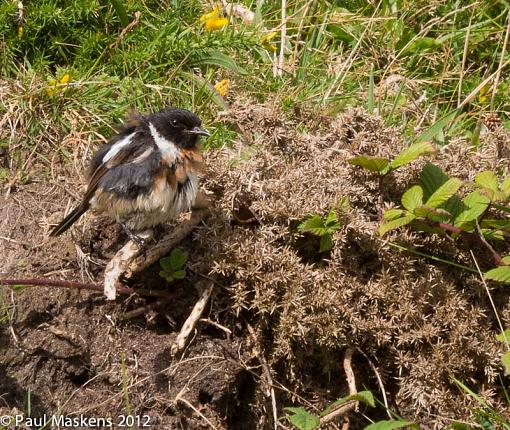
[150,108,210,148]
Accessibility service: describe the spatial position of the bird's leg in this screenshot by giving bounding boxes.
[120,223,146,247]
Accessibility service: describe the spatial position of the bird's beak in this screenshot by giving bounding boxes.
[187,126,210,137]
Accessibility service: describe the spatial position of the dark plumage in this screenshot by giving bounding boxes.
[50,108,209,238]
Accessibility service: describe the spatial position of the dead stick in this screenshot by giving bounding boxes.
[320,348,357,425]
[171,281,214,355]
[0,278,172,298]
[125,209,209,279]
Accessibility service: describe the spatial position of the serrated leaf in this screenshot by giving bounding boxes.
[496,329,510,343]
[413,206,451,221]
[501,175,510,197]
[481,229,505,240]
[348,156,390,173]
[390,142,435,170]
[319,234,333,253]
[454,191,491,227]
[364,420,418,430]
[325,209,340,229]
[298,215,328,236]
[321,391,375,417]
[284,407,320,430]
[425,178,462,208]
[401,185,423,211]
[169,249,188,270]
[379,214,415,236]
[482,219,510,230]
[420,163,449,200]
[383,208,406,221]
[502,351,510,376]
[415,109,458,143]
[485,266,510,283]
[475,171,499,193]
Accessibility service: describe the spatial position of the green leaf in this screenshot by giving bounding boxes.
[425,178,462,208]
[321,391,376,416]
[159,271,173,282]
[284,407,320,430]
[496,330,510,343]
[503,256,510,265]
[501,175,510,197]
[110,0,130,27]
[379,214,415,236]
[325,209,340,229]
[414,110,458,144]
[159,256,173,272]
[413,206,451,221]
[401,185,423,211]
[348,156,390,173]
[485,266,510,283]
[502,351,510,376]
[475,171,499,193]
[404,36,441,54]
[172,270,186,280]
[364,420,418,430]
[169,249,188,270]
[298,215,328,236]
[383,208,406,221]
[420,163,449,200]
[191,50,248,74]
[454,191,491,227]
[319,234,333,253]
[390,142,435,170]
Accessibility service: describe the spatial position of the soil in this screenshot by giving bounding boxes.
[2,101,510,429]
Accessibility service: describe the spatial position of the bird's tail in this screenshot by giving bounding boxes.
[49,205,88,237]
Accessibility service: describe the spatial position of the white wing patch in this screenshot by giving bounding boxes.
[149,122,180,161]
[102,132,136,163]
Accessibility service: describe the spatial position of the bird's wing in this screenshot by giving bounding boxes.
[80,131,154,206]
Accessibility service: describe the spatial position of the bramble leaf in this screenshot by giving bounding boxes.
[364,420,418,430]
[425,178,462,208]
[348,156,390,173]
[383,208,406,221]
[413,206,451,221]
[485,266,510,283]
[390,142,435,170]
[474,171,498,193]
[454,191,491,227]
[401,185,423,212]
[298,215,328,236]
[496,329,510,343]
[319,234,333,253]
[379,214,415,236]
[502,351,510,376]
[420,163,449,200]
[284,407,320,430]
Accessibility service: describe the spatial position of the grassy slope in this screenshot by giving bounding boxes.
[2,0,510,427]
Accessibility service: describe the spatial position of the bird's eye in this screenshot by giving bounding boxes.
[171,119,179,127]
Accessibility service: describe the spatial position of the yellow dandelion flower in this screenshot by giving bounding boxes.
[60,74,70,85]
[205,16,228,31]
[46,79,57,96]
[261,31,278,51]
[18,26,24,39]
[479,84,489,104]
[214,79,229,97]
[199,5,220,23]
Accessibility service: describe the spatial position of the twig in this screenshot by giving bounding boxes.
[104,229,154,300]
[0,278,172,298]
[109,11,142,50]
[171,281,214,355]
[356,348,391,419]
[177,397,218,430]
[320,348,358,425]
[247,323,278,430]
[124,208,209,279]
[199,318,232,335]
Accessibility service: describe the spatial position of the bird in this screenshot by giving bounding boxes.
[49,107,210,242]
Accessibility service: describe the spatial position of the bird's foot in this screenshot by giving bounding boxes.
[121,223,149,247]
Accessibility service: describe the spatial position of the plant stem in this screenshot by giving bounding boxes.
[0,278,173,298]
